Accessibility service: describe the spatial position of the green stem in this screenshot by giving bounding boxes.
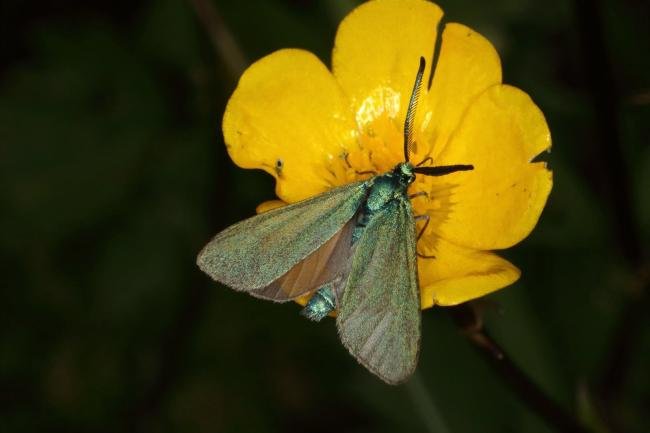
[406,371,451,433]
[450,305,589,433]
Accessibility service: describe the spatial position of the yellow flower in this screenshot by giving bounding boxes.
[222,0,552,309]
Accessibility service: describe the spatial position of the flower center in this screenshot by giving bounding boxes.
[319,89,451,255]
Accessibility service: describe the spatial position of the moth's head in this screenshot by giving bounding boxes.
[395,162,415,187]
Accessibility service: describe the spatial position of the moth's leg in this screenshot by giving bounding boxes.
[414,214,436,259]
[414,215,430,240]
[409,191,428,200]
[415,156,433,167]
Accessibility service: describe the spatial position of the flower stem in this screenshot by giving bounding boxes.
[450,305,590,433]
[406,371,451,433]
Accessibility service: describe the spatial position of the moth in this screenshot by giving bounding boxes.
[197,57,473,384]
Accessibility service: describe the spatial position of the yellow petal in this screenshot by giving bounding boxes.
[332,0,443,129]
[223,49,356,203]
[255,200,286,214]
[423,22,502,159]
[431,84,552,250]
[418,237,520,307]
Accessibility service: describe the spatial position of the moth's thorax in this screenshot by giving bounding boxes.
[364,162,414,213]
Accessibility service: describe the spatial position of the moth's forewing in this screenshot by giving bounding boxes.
[197,180,368,293]
[336,198,421,385]
[251,217,356,301]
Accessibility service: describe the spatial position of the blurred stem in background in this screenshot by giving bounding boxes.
[122,1,244,429]
[451,305,589,433]
[187,0,247,84]
[406,372,451,433]
[574,1,649,432]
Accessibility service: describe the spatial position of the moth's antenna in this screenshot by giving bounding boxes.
[413,164,474,176]
[404,56,426,162]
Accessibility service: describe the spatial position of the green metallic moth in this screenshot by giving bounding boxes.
[197,57,473,385]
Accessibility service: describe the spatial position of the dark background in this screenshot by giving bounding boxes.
[1,0,649,432]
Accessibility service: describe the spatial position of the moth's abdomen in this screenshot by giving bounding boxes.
[300,285,336,321]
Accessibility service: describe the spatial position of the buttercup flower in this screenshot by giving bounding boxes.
[222,0,552,309]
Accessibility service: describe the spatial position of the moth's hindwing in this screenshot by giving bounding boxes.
[336,197,421,385]
[197,180,368,294]
[251,217,356,301]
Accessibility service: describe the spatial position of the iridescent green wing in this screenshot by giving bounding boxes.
[336,197,421,385]
[197,180,368,296]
